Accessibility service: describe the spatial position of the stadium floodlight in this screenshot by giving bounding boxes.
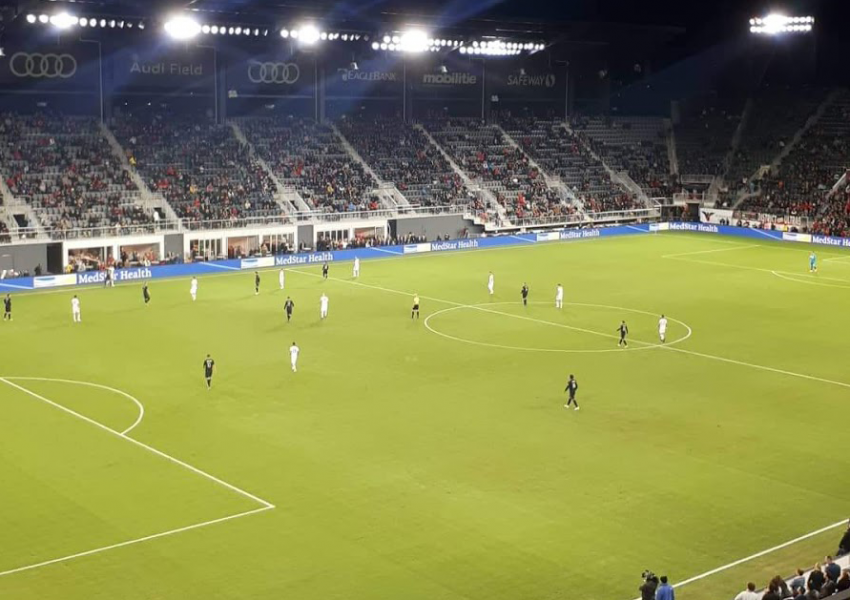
[371,41,379,50]
[49,12,78,29]
[297,24,320,44]
[26,14,36,24]
[201,24,210,34]
[749,13,814,34]
[165,15,201,40]
[398,29,429,53]
[211,25,220,34]
[38,14,49,24]
[280,28,289,38]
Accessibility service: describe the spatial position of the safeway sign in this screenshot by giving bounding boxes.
[507,73,557,88]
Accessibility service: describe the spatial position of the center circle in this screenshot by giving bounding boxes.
[423,301,692,354]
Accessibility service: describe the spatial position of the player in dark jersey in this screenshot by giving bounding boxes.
[617,320,629,347]
[564,374,579,411]
[142,283,151,305]
[284,297,295,322]
[203,354,215,389]
[322,262,329,279]
[521,283,529,307]
[255,272,261,295]
[3,294,11,321]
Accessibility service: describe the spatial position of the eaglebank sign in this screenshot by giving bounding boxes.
[274,252,334,266]
[507,73,557,88]
[422,73,478,85]
[341,70,398,82]
[77,267,153,285]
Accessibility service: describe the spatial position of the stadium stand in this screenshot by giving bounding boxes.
[726,87,827,190]
[423,118,573,221]
[674,97,744,177]
[112,111,282,223]
[0,112,152,237]
[238,116,380,213]
[500,118,639,213]
[739,91,850,219]
[336,116,472,208]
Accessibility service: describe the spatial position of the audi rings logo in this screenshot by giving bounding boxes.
[10,52,78,79]
[247,61,300,85]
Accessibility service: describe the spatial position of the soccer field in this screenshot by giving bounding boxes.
[1,232,848,600]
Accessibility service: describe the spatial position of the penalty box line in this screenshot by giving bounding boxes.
[0,377,275,578]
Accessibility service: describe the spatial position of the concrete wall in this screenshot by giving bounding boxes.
[0,242,49,274]
[164,234,183,259]
[392,215,477,241]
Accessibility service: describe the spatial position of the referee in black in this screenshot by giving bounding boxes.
[284,296,295,322]
[203,354,215,390]
[255,271,261,295]
[322,262,329,279]
[3,293,11,321]
[564,374,579,411]
[521,283,529,307]
[617,320,629,347]
[142,283,151,305]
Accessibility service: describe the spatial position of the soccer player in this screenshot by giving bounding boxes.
[289,342,300,372]
[255,271,261,295]
[809,251,818,273]
[71,295,81,323]
[564,374,579,411]
[411,293,420,319]
[658,314,668,343]
[284,296,295,322]
[555,283,564,309]
[353,257,360,279]
[3,293,11,321]
[617,320,629,347]
[203,354,215,390]
[322,262,329,280]
[278,269,285,290]
[320,293,329,320]
[190,277,198,302]
[142,283,151,305]
[521,283,529,306]
[487,271,495,296]
[104,265,115,288]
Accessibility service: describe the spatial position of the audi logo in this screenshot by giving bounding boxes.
[9,52,77,79]
[247,61,300,84]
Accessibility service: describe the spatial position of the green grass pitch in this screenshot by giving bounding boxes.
[1,232,848,600]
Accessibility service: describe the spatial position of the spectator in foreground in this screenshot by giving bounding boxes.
[838,522,850,557]
[734,582,760,600]
[770,575,790,599]
[656,576,674,600]
[836,570,850,593]
[807,564,825,593]
[761,581,781,600]
[791,569,807,594]
[825,556,841,582]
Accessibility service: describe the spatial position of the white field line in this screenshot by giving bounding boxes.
[0,378,274,509]
[666,256,850,282]
[0,282,34,290]
[0,505,273,578]
[661,244,760,259]
[5,376,145,435]
[629,519,849,600]
[771,271,850,289]
[823,254,850,263]
[4,232,656,298]
[287,270,850,594]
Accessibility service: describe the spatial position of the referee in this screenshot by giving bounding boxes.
[3,293,11,321]
[564,374,579,411]
[203,354,215,390]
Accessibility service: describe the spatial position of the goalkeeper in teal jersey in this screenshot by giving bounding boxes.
[809,251,818,273]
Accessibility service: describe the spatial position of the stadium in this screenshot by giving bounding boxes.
[0,0,849,598]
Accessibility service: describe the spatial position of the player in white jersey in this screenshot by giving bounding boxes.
[319,293,329,319]
[278,269,285,290]
[353,257,360,278]
[555,284,564,309]
[106,265,115,288]
[190,277,198,301]
[658,314,668,343]
[487,271,495,296]
[289,342,300,372]
[71,295,81,323]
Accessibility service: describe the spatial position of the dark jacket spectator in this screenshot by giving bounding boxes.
[808,565,826,592]
[836,570,850,593]
[825,557,841,582]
